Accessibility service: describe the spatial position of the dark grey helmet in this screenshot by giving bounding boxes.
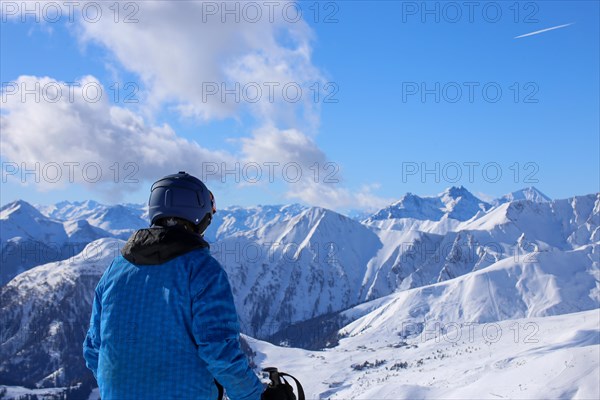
[148,171,216,233]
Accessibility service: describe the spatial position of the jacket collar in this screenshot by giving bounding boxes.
[121,226,209,265]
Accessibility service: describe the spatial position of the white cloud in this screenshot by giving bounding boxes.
[240,124,327,166]
[238,125,391,210]
[284,180,393,212]
[1,76,233,197]
[1,76,389,210]
[71,1,370,209]
[2,1,389,210]
[75,1,323,128]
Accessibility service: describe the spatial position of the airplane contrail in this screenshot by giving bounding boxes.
[514,23,573,39]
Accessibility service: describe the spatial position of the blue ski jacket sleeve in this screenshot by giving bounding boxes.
[83,285,102,379]
[83,247,264,400]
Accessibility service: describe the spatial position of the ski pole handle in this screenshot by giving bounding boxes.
[262,367,283,386]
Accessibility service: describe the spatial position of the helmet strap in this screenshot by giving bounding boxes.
[196,213,212,236]
[155,217,201,235]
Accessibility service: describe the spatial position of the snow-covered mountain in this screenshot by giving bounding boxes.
[215,192,598,338]
[338,245,599,333]
[1,200,307,286]
[62,220,112,244]
[493,186,552,205]
[1,199,148,285]
[37,200,148,240]
[364,186,492,234]
[35,200,307,243]
[0,239,122,392]
[214,206,383,337]
[248,239,599,399]
[0,200,118,286]
[367,186,491,223]
[204,204,307,242]
[1,201,70,286]
[1,187,598,399]
[36,200,105,221]
[1,200,68,245]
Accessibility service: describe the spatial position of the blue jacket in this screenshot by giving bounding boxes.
[83,226,263,399]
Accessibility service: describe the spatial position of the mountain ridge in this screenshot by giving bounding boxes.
[0,187,597,395]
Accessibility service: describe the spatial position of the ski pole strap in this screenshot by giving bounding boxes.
[215,379,224,400]
[278,373,305,400]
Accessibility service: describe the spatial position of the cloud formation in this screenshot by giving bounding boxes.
[76,1,323,128]
[2,1,388,210]
[1,76,233,195]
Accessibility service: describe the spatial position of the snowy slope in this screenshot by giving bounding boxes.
[2,239,597,398]
[217,193,598,339]
[214,206,382,337]
[82,205,147,239]
[63,220,112,244]
[212,195,600,338]
[0,239,123,390]
[250,310,599,400]
[248,243,599,399]
[1,201,71,285]
[1,187,598,399]
[338,244,599,335]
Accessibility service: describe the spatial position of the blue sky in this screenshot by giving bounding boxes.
[1,1,598,211]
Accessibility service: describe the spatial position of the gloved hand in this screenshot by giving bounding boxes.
[260,368,304,400]
[261,381,296,400]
